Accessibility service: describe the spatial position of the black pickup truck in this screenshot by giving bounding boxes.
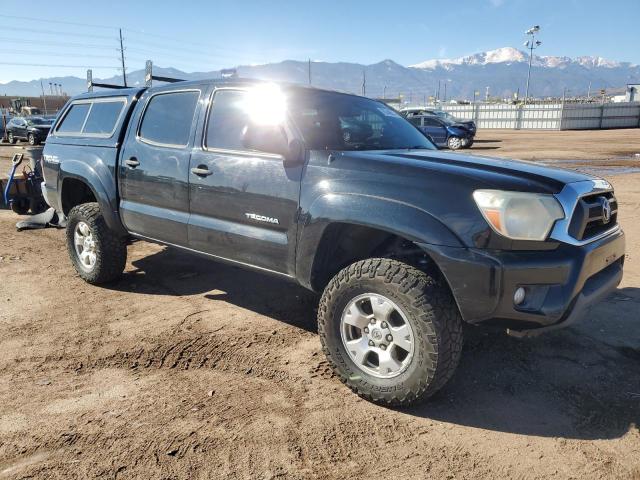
[41,80,625,406]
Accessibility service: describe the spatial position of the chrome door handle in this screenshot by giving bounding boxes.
[191,166,212,177]
[125,157,140,168]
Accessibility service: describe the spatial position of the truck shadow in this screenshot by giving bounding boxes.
[405,287,640,440]
[109,246,640,440]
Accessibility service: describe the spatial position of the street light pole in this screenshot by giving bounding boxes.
[523,25,542,106]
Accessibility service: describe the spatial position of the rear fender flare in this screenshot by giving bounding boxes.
[59,160,126,235]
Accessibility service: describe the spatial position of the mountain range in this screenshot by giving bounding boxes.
[1,47,638,100]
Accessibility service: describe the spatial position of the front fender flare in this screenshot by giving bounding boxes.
[296,193,463,290]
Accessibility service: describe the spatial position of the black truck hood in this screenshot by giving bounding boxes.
[342,150,595,194]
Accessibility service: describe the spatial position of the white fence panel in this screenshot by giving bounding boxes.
[439,102,640,130]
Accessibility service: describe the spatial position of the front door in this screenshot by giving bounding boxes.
[188,87,303,275]
[118,88,202,246]
[421,117,447,145]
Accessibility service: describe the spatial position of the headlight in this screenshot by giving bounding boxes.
[473,190,565,241]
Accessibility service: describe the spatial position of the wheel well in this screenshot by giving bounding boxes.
[310,223,441,291]
[61,178,97,215]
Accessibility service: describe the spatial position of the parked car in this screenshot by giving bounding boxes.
[41,81,624,407]
[401,107,477,136]
[6,116,52,145]
[408,114,474,149]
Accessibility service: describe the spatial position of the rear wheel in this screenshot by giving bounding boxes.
[447,136,463,150]
[66,202,127,284]
[318,258,463,406]
[7,132,16,144]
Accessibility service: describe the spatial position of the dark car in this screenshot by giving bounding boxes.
[41,81,624,407]
[6,116,52,145]
[408,114,474,149]
[402,107,477,137]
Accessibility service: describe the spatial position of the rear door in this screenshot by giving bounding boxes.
[15,118,28,138]
[118,87,203,246]
[187,87,303,275]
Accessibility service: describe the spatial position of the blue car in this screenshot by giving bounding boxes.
[407,115,474,150]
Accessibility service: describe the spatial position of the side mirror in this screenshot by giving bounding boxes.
[243,124,303,165]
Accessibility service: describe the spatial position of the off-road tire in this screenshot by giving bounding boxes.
[66,202,127,284]
[10,199,30,215]
[318,258,463,407]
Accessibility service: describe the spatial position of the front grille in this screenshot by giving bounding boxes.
[568,192,618,241]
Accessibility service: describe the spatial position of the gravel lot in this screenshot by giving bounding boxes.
[1,130,639,479]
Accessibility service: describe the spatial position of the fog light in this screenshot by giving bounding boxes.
[514,287,526,305]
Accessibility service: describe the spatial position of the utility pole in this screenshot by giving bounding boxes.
[436,80,441,103]
[383,85,387,99]
[485,86,490,101]
[49,82,53,95]
[523,25,542,106]
[40,80,48,115]
[443,83,447,103]
[361,69,366,96]
[119,28,127,87]
[587,81,592,100]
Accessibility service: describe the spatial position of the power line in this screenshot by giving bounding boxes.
[0,37,117,50]
[0,61,118,69]
[0,13,117,30]
[4,49,119,60]
[0,24,117,40]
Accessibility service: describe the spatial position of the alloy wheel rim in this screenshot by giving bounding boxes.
[74,221,97,271]
[340,293,415,379]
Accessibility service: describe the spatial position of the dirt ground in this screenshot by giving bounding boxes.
[1,131,640,479]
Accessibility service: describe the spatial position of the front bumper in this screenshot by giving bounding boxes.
[420,228,625,334]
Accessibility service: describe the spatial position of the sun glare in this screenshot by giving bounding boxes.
[242,83,287,126]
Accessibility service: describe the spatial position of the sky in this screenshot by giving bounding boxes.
[0,0,639,83]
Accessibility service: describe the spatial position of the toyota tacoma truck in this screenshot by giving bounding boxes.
[40,80,625,406]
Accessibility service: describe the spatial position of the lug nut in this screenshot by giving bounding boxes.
[381,322,388,329]
[380,344,387,350]
[363,327,369,334]
[368,340,375,347]
[386,334,393,342]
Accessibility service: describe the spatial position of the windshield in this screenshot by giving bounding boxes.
[287,90,436,151]
[27,117,51,126]
[435,111,459,123]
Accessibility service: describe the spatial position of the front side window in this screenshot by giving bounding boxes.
[83,101,125,134]
[57,103,90,133]
[139,90,200,146]
[287,89,435,151]
[205,89,250,151]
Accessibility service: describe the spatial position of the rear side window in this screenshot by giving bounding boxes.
[83,101,125,134]
[56,103,90,133]
[205,89,249,151]
[408,117,422,127]
[139,91,200,147]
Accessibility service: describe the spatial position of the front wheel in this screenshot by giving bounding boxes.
[66,202,127,284]
[28,133,39,145]
[318,258,463,406]
[447,136,463,150]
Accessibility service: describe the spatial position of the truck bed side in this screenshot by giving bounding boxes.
[42,88,145,235]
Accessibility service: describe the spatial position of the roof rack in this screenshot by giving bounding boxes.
[86,60,185,92]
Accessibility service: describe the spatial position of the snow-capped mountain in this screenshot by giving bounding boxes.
[1,47,638,100]
[410,47,631,70]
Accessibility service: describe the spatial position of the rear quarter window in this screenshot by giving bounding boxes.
[138,90,200,147]
[56,103,91,133]
[82,101,126,135]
